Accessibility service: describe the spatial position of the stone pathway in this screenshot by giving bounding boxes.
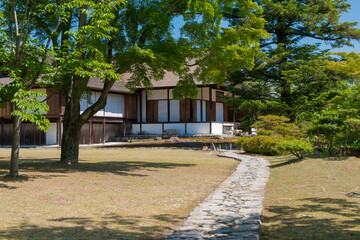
[166,151,270,240]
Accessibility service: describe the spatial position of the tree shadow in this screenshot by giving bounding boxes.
[0,213,176,240]
[270,157,302,168]
[261,197,360,240]
[0,183,17,189]
[307,154,351,161]
[0,158,196,182]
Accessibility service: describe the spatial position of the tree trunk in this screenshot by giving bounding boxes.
[329,137,333,156]
[60,121,81,164]
[0,117,4,146]
[9,113,21,177]
[344,125,350,156]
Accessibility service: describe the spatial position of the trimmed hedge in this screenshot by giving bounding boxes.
[236,136,282,156]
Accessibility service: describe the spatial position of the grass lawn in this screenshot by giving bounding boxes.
[261,154,360,240]
[0,148,238,240]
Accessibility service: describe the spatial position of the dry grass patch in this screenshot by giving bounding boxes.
[261,155,360,240]
[0,148,238,240]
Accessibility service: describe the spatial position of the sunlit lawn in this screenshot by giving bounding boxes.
[0,148,238,240]
[261,154,360,240]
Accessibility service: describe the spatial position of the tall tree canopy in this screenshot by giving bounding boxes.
[0,0,55,177]
[38,0,268,164]
[226,0,360,121]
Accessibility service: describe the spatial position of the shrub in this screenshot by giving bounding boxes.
[277,139,314,160]
[237,136,282,156]
[236,137,249,149]
[252,115,301,138]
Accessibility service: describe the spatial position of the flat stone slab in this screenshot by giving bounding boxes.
[166,151,270,240]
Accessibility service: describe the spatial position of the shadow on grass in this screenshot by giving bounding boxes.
[270,157,302,168]
[0,183,17,189]
[307,154,351,161]
[0,213,180,240]
[0,158,196,182]
[261,197,360,240]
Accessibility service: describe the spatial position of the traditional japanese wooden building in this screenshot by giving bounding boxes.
[0,73,238,145]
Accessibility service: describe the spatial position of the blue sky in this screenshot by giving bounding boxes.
[331,0,360,53]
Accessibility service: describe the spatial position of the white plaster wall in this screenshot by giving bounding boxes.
[132,124,141,134]
[225,91,232,97]
[216,102,224,122]
[169,89,174,99]
[212,89,218,102]
[202,87,210,101]
[147,89,168,100]
[80,92,105,116]
[164,123,185,134]
[46,122,57,145]
[187,123,210,134]
[105,93,125,117]
[170,100,180,122]
[142,124,163,134]
[211,122,223,134]
[196,100,201,122]
[196,88,202,99]
[80,96,87,114]
[158,100,168,122]
[142,90,147,122]
[202,101,206,122]
[92,92,104,116]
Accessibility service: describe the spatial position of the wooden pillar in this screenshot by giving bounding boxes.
[139,94,143,132]
[123,120,126,137]
[200,88,203,122]
[0,118,4,145]
[185,97,187,134]
[209,86,212,134]
[167,89,170,122]
[89,120,92,144]
[103,117,106,143]
[58,117,62,146]
[145,91,148,123]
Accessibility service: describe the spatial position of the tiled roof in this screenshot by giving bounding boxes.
[0,75,12,85]
[1,72,231,93]
[88,77,131,93]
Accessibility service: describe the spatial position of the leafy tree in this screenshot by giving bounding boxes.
[40,0,268,164]
[277,139,313,160]
[252,115,301,138]
[0,0,55,177]
[307,111,344,156]
[226,0,360,119]
[325,52,360,154]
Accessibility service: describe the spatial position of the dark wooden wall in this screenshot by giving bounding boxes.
[147,100,158,123]
[125,94,137,120]
[180,99,191,122]
[0,103,12,119]
[0,123,46,145]
[80,123,90,144]
[46,88,60,115]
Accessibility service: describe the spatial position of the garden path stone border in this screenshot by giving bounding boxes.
[166,151,270,240]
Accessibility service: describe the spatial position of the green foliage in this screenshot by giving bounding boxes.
[252,115,301,138]
[277,140,313,160]
[307,111,344,155]
[10,89,50,131]
[236,135,282,156]
[236,137,249,149]
[226,0,360,120]
[0,1,55,132]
